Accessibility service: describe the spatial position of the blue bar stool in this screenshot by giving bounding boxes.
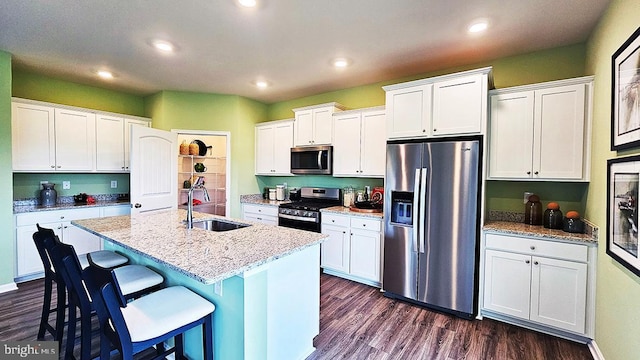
[34,226,164,360]
[84,254,215,360]
[32,224,129,343]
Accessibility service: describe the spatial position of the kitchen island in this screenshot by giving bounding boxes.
[73,209,326,360]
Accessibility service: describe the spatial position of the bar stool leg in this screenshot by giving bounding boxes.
[37,274,53,340]
[54,281,66,343]
[203,314,213,360]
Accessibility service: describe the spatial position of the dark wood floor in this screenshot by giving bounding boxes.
[307,274,593,360]
[0,275,593,360]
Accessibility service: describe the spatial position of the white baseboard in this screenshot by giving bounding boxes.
[0,282,18,294]
[588,340,605,360]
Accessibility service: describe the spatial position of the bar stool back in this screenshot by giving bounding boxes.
[84,255,215,360]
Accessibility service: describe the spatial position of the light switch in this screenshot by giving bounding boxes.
[111,180,118,189]
[63,181,70,189]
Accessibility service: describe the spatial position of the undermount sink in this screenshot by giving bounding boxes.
[190,219,251,232]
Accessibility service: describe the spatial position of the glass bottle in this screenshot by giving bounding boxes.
[543,202,563,229]
[524,194,542,225]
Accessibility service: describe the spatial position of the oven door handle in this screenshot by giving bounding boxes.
[278,214,319,223]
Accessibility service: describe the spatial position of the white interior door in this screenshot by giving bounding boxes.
[130,126,178,214]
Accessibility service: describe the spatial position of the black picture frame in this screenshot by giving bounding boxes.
[611,26,640,151]
[607,155,640,277]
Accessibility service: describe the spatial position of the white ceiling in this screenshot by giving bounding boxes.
[0,0,610,103]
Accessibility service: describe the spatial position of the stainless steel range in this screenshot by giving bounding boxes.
[278,187,341,233]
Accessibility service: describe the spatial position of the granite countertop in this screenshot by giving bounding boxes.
[483,220,598,245]
[239,194,290,207]
[14,199,130,214]
[72,209,327,284]
[322,206,384,219]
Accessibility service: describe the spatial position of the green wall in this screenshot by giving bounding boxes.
[144,91,268,217]
[266,43,589,213]
[12,69,146,116]
[12,173,130,199]
[0,51,14,286]
[585,0,640,358]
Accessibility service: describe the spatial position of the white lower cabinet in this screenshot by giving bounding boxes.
[15,207,103,280]
[482,232,594,340]
[321,213,382,287]
[242,203,278,225]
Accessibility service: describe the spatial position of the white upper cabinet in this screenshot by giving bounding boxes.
[12,100,97,172]
[97,115,149,172]
[432,74,485,136]
[384,67,492,139]
[333,107,386,177]
[488,77,593,181]
[293,103,344,146]
[255,119,294,175]
[12,98,150,173]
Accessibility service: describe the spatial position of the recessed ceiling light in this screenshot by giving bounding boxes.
[332,58,351,68]
[468,20,489,34]
[238,0,257,7]
[97,70,113,79]
[151,40,175,53]
[254,80,269,89]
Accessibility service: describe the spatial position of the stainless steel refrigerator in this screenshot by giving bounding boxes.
[383,137,481,319]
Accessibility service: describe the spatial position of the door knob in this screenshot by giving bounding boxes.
[134,203,142,208]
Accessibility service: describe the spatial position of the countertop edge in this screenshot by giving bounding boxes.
[483,221,598,245]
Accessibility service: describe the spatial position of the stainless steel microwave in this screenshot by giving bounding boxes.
[290,145,333,175]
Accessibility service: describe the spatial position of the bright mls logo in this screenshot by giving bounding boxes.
[1,342,57,359]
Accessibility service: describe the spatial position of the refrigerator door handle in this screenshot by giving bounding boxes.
[412,168,421,253]
[418,167,427,253]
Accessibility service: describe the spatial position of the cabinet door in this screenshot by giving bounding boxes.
[483,249,532,320]
[534,84,586,179]
[333,113,362,176]
[15,225,44,277]
[320,224,350,273]
[61,222,102,256]
[432,74,484,136]
[294,109,314,146]
[488,92,535,179]
[54,108,96,171]
[313,107,334,145]
[96,115,125,171]
[349,228,381,282]
[124,119,149,171]
[360,110,386,177]
[273,121,294,174]
[255,125,275,174]
[386,84,432,139]
[11,102,55,171]
[530,256,587,333]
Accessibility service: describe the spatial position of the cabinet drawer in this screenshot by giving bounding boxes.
[350,217,381,231]
[322,213,350,227]
[16,208,102,227]
[485,233,588,262]
[243,204,278,217]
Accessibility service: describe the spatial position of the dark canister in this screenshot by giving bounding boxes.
[524,194,542,225]
[40,183,57,206]
[543,202,563,229]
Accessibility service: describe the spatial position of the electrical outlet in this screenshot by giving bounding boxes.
[63,181,70,190]
[524,192,534,204]
[40,180,49,185]
[111,180,117,189]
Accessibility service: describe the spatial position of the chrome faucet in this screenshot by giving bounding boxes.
[186,179,210,229]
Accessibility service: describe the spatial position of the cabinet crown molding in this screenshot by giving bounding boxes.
[489,76,595,95]
[255,118,294,127]
[332,106,385,116]
[291,102,346,112]
[382,66,493,92]
[12,97,150,122]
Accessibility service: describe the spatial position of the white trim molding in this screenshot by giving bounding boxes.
[588,340,605,360]
[0,282,18,294]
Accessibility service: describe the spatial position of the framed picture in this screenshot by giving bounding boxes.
[612,27,640,151]
[607,156,640,277]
